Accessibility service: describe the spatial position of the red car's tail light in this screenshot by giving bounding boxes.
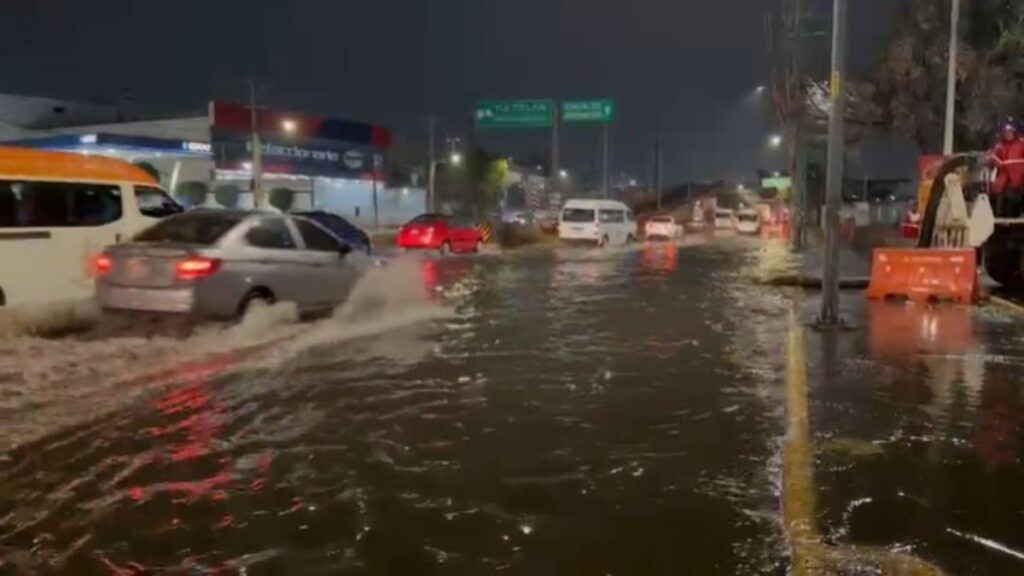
[94,254,112,276]
[176,257,220,280]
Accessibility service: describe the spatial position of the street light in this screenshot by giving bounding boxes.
[450,152,463,166]
[559,169,569,180]
[768,134,783,148]
[755,85,767,94]
[282,119,297,134]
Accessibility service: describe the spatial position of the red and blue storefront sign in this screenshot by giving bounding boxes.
[209,101,391,180]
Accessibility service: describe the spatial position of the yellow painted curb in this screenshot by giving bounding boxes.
[783,311,945,575]
[989,295,1024,316]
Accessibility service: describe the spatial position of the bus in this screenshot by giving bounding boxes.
[0,148,182,308]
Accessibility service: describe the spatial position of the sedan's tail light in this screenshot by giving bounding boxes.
[94,254,112,276]
[176,257,220,280]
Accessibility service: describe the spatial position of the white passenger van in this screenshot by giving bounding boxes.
[558,199,638,247]
[735,208,762,235]
[0,148,182,307]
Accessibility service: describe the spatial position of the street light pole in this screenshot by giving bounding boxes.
[551,106,560,197]
[249,78,264,209]
[943,0,961,155]
[602,122,610,199]
[820,0,847,326]
[427,117,437,212]
[655,135,663,210]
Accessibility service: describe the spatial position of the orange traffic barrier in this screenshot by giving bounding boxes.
[761,223,789,240]
[866,248,979,304]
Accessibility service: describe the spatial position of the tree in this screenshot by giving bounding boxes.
[134,162,162,184]
[860,0,1024,152]
[214,184,241,208]
[174,181,208,207]
[269,188,295,212]
[453,146,506,218]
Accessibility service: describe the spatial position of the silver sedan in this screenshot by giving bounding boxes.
[95,210,360,319]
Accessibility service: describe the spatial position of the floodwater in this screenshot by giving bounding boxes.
[0,236,1022,574]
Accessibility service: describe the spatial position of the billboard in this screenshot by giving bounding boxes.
[209,101,390,179]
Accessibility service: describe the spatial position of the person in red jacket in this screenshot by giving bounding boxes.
[990,121,1024,217]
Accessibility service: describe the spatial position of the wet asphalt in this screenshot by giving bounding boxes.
[0,234,1023,574]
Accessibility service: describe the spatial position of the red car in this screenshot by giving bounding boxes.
[397,214,482,254]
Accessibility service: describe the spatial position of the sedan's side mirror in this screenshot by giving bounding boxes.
[339,243,353,257]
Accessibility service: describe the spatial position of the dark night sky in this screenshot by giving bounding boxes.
[1,0,898,184]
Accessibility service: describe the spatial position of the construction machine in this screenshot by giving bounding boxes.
[867,152,1015,303]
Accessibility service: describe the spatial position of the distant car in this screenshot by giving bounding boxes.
[397,214,482,254]
[502,210,535,226]
[95,210,360,319]
[735,208,761,235]
[293,210,371,254]
[644,216,683,241]
[714,209,735,230]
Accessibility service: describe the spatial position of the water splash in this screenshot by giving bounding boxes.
[0,256,450,451]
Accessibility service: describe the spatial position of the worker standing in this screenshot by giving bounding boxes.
[990,121,1024,217]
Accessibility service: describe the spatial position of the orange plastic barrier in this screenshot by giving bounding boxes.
[866,248,979,304]
[761,223,789,240]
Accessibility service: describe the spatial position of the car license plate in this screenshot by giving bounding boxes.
[571,226,584,232]
[125,258,148,281]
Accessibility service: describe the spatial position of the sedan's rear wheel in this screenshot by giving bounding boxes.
[238,288,276,319]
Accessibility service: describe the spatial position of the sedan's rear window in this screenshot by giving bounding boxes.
[408,214,445,225]
[650,216,673,223]
[562,209,595,223]
[737,214,758,222]
[135,212,243,245]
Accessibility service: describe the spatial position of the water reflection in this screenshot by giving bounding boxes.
[639,243,678,273]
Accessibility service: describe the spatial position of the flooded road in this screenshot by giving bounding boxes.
[0,237,1022,574]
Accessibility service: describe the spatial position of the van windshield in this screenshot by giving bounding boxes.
[562,208,595,223]
[737,214,758,222]
[134,212,243,245]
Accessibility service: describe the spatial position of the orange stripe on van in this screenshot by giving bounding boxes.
[0,147,158,185]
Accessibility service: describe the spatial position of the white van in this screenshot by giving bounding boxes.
[735,208,762,235]
[0,148,182,308]
[558,199,638,247]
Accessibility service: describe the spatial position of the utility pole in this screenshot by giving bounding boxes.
[820,0,847,326]
[655,135,663,210]
[249,78,264,209]
[602,122,610,199]
[943,0,961,155]
[551,106,560,196]
[372,153,381,229]
[427,117,437,212]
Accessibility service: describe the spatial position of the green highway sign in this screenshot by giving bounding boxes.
[475,99,554,128]
[761,176,793,189]
[561,99,616,123]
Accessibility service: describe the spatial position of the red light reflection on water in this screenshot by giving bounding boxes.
[640,243,678,273]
